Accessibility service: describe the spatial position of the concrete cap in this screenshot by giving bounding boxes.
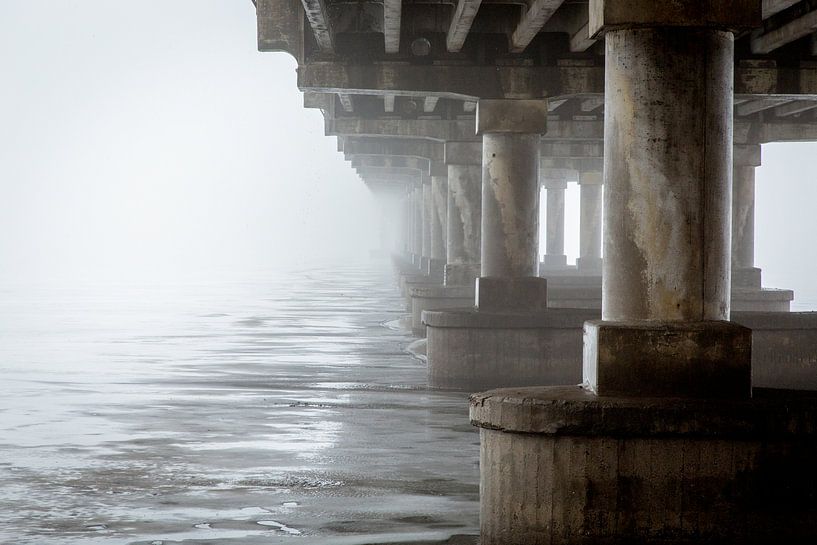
[475,277,549,312]
[430,162,448,177]
[589,0,763,38]
[445,141,482,165]
[734,144,762,167]
[477,99,549,135]
[579,171,604,185]
[469,385,817,438]
[583,320,752,399]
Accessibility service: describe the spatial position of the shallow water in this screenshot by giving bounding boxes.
[0,261,479,544]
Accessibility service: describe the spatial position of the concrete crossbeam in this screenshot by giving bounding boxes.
[299,0,334,52]
[752,8,817,54]
[300,61,817,101]
[737,98,793,116]
[774,99,817,117]
[763,0,799,18]
[384,0,402,54]
[446,0,483,52]
[510,0,567,53]
[339,137,444,162]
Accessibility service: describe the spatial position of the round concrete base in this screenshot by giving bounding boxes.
[471,386,817,545]
[423,308,597,391]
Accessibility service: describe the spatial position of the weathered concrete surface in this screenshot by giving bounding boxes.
[542,180,567,270]
[602,27,734,323]
[480,133,541,278]
[445,142,482,288]
[0,264,480,544]
[409,284,475,334]
[423,300,817,391]
[475,277,548,313]
[431,176,448,263]
[583,320,752,399]
[471,386,817,545]
[577,172,603,274]
[423,308,596,391]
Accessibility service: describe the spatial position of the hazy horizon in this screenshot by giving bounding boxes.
[1,1,816,308]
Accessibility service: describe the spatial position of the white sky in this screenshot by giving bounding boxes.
[1,2,816,307]
[0,1,379,283]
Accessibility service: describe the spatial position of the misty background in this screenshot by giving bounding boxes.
[1,1,815,308]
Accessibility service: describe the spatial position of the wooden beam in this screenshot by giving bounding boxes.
[752,8,817,54]
[446,0,483,52]
[510,0,566,53]
[384,0,402,54]
[299,0,334,52]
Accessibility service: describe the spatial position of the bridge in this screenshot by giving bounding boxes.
[255,1,817,542]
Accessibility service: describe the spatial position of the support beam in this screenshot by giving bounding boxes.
[338,93,354,112]
[384,94,395,113]
[384,0,402,54]
[774,99,817,117]
[510,0,567,53]
[570,21,596,52]
[580,96,604,112]
[752,8,817,54]
[763,0,799,18]
[423,96,440,113]
[447,0,483,53]
[736,98,792,116]
[463,101,477,112]
[299,0,334,52]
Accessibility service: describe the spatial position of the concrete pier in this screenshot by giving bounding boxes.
[542,179,567,271]
[472,3,817,543]
[577,170,603,275]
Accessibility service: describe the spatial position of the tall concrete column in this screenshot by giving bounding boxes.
[577,170,603,274]
[586,7,752,399]
[445,141,482,286]
[732,144,762,288]
[476,99,549,310]
[421,175,433,266]
[412,186,423,262]
[429,165,448,277]
[542,180,567,269]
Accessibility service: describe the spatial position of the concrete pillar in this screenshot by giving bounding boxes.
[577,170,603,274]
[445,141,482,286]
[413,186,423,261]
[476,99,549,310]
[542,180,567,269]
[421,175,432,263]
[587,9,751,398]
[430,175,448,262]
[732,144,762,288]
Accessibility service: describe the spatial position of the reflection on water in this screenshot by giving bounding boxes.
[0,261,479,544]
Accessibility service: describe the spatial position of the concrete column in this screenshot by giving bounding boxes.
[577,171,603,274]
[445,141,482,286]
[430,175,448,262]
[413,186,423,261]
[542,180,567,269]
[586,18,751,398]
[421,175,432,263]
[732,144,762,288]
[476,99,549,311]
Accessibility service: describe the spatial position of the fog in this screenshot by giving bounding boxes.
[1,1,816,309]
[0,1,380,284]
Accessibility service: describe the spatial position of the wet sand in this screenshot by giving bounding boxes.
[0,262,479,544]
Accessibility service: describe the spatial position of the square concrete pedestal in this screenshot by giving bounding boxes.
[471,386,817,545]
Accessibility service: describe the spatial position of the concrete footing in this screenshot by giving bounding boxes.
[471,386,817,545]
[424,308,817,392]
[409,285,474,334]
[423,308,595,390]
